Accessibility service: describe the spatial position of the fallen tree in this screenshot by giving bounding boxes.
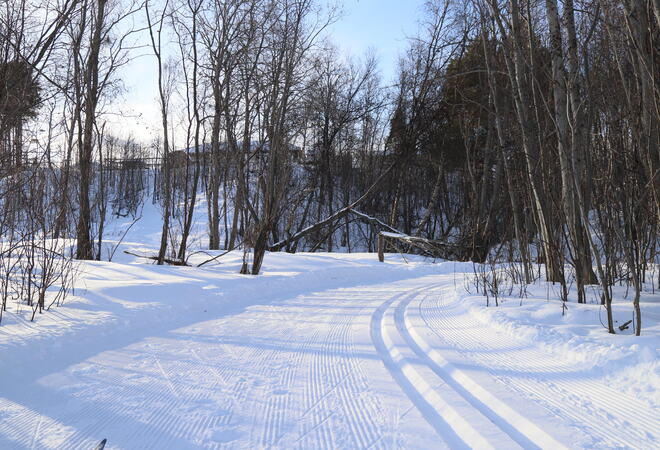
[268,160,470,258]
[377,231,466,261]
[269,163,396,252]
[123,250,188,266]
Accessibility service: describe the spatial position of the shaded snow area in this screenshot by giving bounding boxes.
[1,248,659,448]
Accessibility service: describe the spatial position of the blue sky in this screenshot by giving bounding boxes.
[111,0,425,142]
[329,0,425,82]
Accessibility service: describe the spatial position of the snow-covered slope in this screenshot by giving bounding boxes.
[1,248,658,449]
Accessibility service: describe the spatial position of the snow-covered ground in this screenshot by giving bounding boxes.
[1,211,658,449]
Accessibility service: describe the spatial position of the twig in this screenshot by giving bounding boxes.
[196,244,241,267]
[123,250,188,266]
[108,213,142,262]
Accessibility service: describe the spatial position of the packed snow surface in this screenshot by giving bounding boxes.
[1,249,658,449]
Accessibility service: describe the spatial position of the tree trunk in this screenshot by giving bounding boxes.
[76,0,108,260]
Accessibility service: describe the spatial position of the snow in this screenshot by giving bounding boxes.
[464,284,660,411]
[380,232,406,239]
[1,218,659,448]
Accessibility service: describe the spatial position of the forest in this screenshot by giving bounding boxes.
[0,0,658,337]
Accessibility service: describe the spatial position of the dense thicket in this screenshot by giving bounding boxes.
[0,0,657,333]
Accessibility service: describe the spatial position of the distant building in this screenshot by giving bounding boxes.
[168,141,303,169]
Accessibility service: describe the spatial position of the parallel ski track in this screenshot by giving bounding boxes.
[419,282,660,449]
[7,274,656,449]
[370,285,506,449]
[368,277,659,450]
[399,286,568,450]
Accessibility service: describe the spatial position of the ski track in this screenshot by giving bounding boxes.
[370,286,520,450]
[417,280,660,449]
[2,271,658,449]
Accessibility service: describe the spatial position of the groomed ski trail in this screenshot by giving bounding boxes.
[1,264,657,449]
[409,279,660,449]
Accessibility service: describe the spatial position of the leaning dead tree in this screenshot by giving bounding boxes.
[377,232,465,262]
[269,162,396,252]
